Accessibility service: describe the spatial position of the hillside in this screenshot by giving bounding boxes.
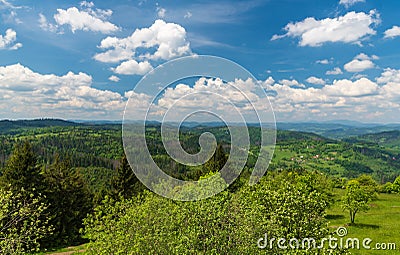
[346,130,400,149]
[1,121,400,183]
[0,119,80,134]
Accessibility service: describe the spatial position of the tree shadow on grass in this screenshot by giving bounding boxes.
[348,223,380,229]
[325,214,345,220]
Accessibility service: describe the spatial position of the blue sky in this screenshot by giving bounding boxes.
[1,0,400,122]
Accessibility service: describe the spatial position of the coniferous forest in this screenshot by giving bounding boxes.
[0,119,400,254]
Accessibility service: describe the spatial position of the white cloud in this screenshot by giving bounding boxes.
[376,68,400,84]
[108,75,120,82]
[111,60,153,75]
[326,67,343,75]
[306,76,325,85]
[384,26,400,39]
[143,77,269,122]
[323,78,378,97]
[0,28,22,50]
[94,20,191,76]
[278,79,305,88]
[95,20,191,63]
[272,10,379,47]
[261,76,275,87]
[344,53,376,72]
[38,13,59,33]
[53,2,119,34]
[0,63,125,119]
[339,0,365,8]
[127,68,400,123]
[316,59,329,64]
[80,1,94,8]
[157,7,166,18]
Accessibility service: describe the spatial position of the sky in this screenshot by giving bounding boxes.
[1,0,400,123]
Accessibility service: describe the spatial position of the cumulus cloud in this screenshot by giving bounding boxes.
[339,0,365,8]
[376,68,400,84]
[323,78,378,97]
[95,19,191,63]
[5,64,397,121]
[344,53,376,72]
[271,10,380,47]
[52,2,119,33]
[94,19,192,75]
[261,76,275,87]
[0,28,22,50]
[278,79,305,88]
[326,67,343,75]
[306,76,325,85]
[265,77,381,121]
[111,60,153,75]
[138,77,271,122]
[0,63,125,119]
[384,26,400,39]
[108,75,120,82]
[262,68,400,122]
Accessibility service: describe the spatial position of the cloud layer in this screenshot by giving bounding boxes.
[0,63,125,119]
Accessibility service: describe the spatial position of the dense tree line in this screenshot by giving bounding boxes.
[0,140,141,253]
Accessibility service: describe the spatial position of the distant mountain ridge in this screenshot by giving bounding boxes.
[0,119,80,134]
[2,119,400,139]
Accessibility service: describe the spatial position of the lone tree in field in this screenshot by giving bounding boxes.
[341,180,374,224]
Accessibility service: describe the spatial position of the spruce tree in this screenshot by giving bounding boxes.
[43,155,92,246]
[111,154,142,200]
[1,141,43,193]
[196,144,228,179]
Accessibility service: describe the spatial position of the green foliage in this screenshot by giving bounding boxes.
[42,155,93,246]
[77,166,115,204]
[341,180,375,224]
[232,171,334,254]
[392,175,400,193]
[83,171,337,254]
[110,155,144,200]
[0,187,52,254]
[0,141,43,193]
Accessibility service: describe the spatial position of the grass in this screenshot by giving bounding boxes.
[326,189,400,254]
[32,244,86,255]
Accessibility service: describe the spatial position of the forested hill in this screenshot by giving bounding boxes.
[277,122,400,139]
[345,130,400,149]
[0,118,80,134]
[1,120,400,183]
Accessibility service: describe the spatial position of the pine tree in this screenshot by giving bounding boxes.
[43,154,92,246]
[1,141,43,193]
[196,144,228,179]
[111,155,143,200]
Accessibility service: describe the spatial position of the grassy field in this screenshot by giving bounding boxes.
[327,189,400,254]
